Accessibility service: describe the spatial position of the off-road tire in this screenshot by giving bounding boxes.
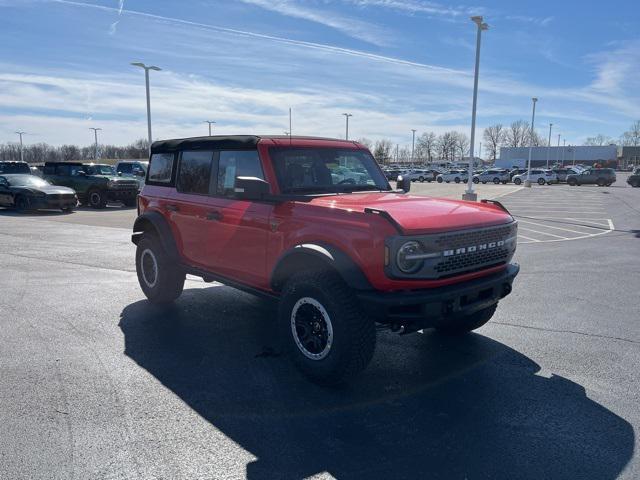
[435,304,498,335]
[514,177,522,185]
[278,270,376,385]
[136,234,185,304]
[88,189,107,209]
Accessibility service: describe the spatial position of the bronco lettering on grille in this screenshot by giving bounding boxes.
[443,240,505,257]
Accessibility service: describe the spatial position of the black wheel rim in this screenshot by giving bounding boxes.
[290,297,333,360]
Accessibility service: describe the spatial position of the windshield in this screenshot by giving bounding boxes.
[85,165,116,175]
[270,148,390,194]
[6,175,50,187]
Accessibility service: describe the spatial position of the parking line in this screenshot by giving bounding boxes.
[519,227,569,239]
[517,219,596,235]
[518,234,540,243]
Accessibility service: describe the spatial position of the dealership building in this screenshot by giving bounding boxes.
[496,145,618,169]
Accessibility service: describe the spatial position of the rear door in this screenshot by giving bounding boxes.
[170,150,218,269]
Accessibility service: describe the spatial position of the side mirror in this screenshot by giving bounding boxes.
[135,170,145,177]
[396,175,411,193]
[234,176,270,201]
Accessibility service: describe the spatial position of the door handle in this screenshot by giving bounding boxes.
[206,210,223,221]
[166,204,179,212]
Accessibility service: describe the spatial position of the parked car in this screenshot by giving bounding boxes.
[508,168,528,180]
[42,162,139,208]
[436,169,469,183]
[0,174,77,212]
[551,167,581,182]
[627,167,640,187]
[404,169,435,182]
[566,168,616,187]
[512,169,558,185]
[115,160,148,190]
[0,161,31,175]
[473,169,510,184]
[132,135,519,384]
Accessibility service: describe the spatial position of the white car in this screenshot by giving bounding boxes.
[512,169,558,185]
[405,169,434,183]
[473,169,510,184]
[436,169,469,183]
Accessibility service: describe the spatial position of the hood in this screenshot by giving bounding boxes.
[307,192,513,234]
[17,184,76,195]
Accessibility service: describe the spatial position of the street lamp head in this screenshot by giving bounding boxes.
[532,97,538,103]
[131,62,146,68]
[480,22,489,30]
[342,113,352,117]
[131,62,162,71]
[148,66,162,71]
[471,15,483,24]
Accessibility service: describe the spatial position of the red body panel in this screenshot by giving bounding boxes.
[138,137,514,294]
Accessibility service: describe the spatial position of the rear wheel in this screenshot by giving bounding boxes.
[493,178,500,184]
[514,177,522,185]
[437,177,443,183]
[88,189,107,209]
[435,304,497,335]
[538,178,546,185]
[454,177,461,183]
[279,270,376,385]
[567,178,578,186]
[472,177,479,184]
[418,176,425,182]
[136,234,185,304]
[597,178,606,187]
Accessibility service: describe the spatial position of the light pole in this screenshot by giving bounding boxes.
[463,16,488,201]
[89,127,102,160]
[204,120,216,136]
[524,97,538,188]
[411,129,417,163]
[342,113,353,140]
[573,146,577,166]
[131,62,162,155]
[479,142,482,160]
[15,131,25,163]
[557,133,561,165]
[562,139,566,167]
[546,123,553,169]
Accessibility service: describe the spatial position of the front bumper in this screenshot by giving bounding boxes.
[357,263,519,330]
[29,196,78,209]
[106,189,138,201]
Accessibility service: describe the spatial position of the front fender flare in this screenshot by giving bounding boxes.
[132,211,179,261]
[270,243,372,292]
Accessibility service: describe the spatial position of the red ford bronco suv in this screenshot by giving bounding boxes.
[132,136,519,384]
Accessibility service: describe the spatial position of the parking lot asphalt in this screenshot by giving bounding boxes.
[1,177,639,479]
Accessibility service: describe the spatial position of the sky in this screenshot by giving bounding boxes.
[0,0,639,151]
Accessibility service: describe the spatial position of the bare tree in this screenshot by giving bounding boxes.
[454,132,470,161]
[356,137,373,150]
[621,120,640,146]
[436,132,457,162]
[505,120,529,147]
[585,134,614,146]
[416,132,437,163]
[483,124,505,161]
[373,139,393,164]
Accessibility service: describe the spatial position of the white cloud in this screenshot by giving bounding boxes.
[237,0,389,46]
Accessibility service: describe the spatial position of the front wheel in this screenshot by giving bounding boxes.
[435,304,498,335]
[136,234,185,304]
[472,177,479,184]
[419,176,425,182]
[454,177,461,183]
[538,178,546,185]
[493,178,500,184]
[597,178,606,187]
[279,270,376,385]
[88,189,107,209]
[437,177,443,183]
[567,178,578,186]
[514,177,522,185]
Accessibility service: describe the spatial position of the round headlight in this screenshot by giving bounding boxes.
[396,241,424,273]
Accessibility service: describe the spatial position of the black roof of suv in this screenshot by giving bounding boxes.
[0,161,31,174]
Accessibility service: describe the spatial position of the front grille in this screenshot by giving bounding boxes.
[112,182,138,190]
[47,194,75,200]
[433,223,517,277]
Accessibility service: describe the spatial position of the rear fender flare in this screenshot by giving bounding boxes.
[132,211,179,261]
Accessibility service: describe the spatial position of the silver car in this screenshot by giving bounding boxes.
[473,169,510,184]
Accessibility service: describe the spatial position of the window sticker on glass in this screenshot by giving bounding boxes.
[224,160,237,189]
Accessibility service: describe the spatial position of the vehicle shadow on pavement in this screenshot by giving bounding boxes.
[0,207,72,217]
[119,287,634,480]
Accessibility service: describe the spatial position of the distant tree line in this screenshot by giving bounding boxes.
[0,139,150,163]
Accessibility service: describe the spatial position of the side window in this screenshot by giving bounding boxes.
[118,163,133,174]
[148,153,174,183]
[56,165,71,176]
[177,151,214,195]
[217,150,263,196]
[70,165,85,176]
[43,165,56,175]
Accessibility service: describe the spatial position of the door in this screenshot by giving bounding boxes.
[207,150,272,289]
[170,150,218,269]
[0,178,12,206]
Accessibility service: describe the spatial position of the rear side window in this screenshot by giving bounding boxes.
[118,163,133,174]
[177,151,214,195]
[43,165,56,175]
[148,153,174,183]
[56,165,71,175]
[217,150,263,196]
